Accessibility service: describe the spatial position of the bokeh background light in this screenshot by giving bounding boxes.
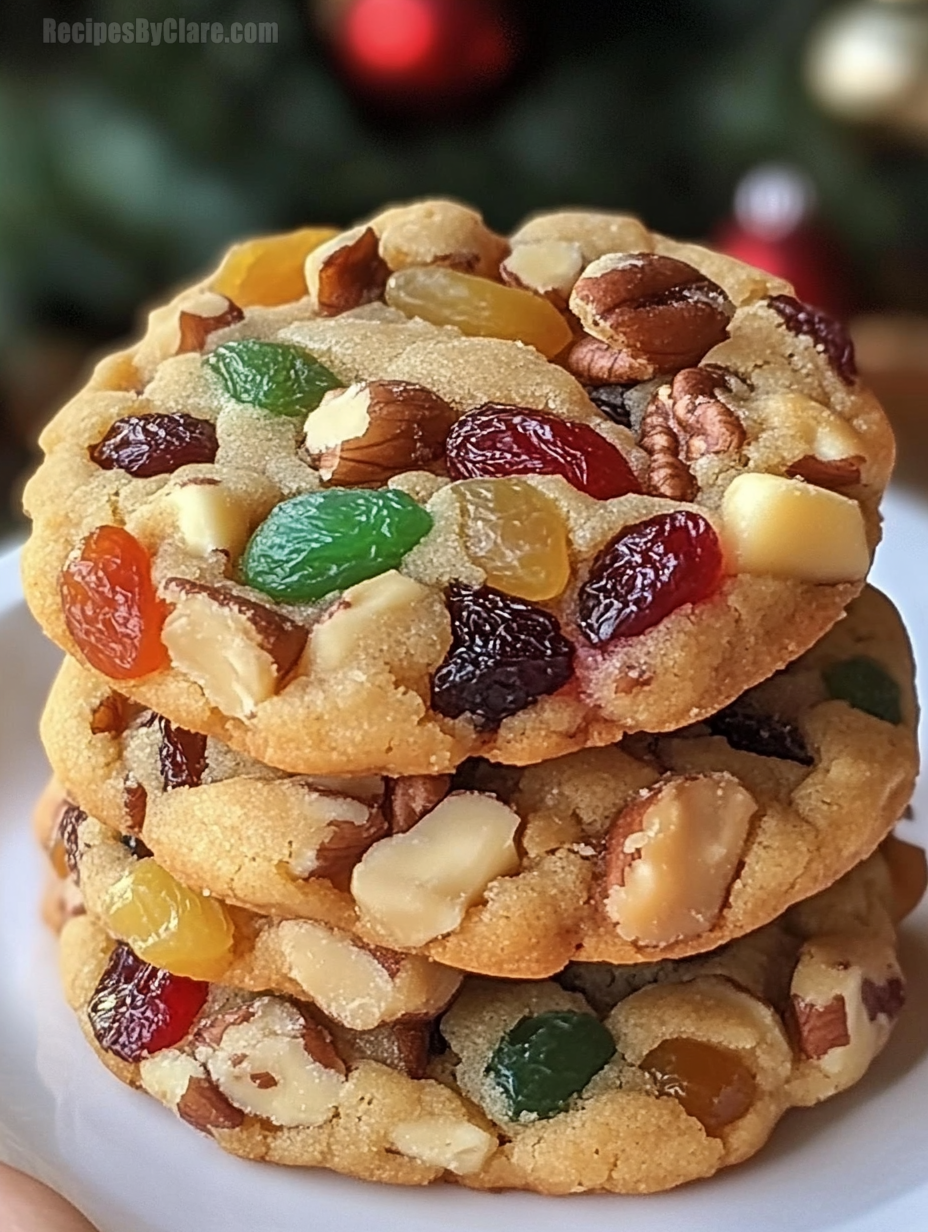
[2,0,928,535]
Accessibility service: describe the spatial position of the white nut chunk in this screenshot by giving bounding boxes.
[350,791,521,947]
[165,479,253,557]
[304,380,456,486]
[277,920,461,1029]
[604,774,757,946]
[195,997,346,1128]
[721,472,870,582]
[788,936,905,1100]
[286,792,387,881]
[161,579,307,719]
[309,570,435,673]
[389,1116,497,1176]
[500,239,585,307]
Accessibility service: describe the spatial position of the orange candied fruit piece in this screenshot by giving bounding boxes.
[212,226,339,307]
[59,525,169,680]
[640,1036,756,1137]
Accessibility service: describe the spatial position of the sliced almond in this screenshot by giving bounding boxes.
[389,1116,496,1176]
[304,380,456,485]
[500,239,585,308]
[289,791,387,881]
[198,996,345,1127]
[350,792,521,947]
[304,225,389,316]
[161,579,307,719]
[166,479,254,557]
[309,570,433,673]
[604,774,756,946]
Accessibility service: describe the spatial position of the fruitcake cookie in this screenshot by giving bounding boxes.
[53,846,916,1195]
[44,805,460,1030]
[22,201,894,776]
[42,587,919,976]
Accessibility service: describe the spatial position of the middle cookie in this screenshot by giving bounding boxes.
[43,586,917,978]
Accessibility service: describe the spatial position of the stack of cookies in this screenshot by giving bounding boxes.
[23,201,924,1195]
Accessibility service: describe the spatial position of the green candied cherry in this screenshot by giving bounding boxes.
[485,1010,616,1120]
[241,489,432,603]
[205,340,341,416]
[823,656,902,725]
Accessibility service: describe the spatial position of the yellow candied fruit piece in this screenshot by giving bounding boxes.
[384,266,574,358]
[453,477,571,602]
[213,227,339,307]
[102,858,235,981]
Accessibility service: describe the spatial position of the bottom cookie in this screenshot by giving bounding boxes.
[52,841,922,1196]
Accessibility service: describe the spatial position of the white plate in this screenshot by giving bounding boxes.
[2,489,928,1232]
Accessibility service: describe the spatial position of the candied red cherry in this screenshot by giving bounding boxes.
[60,526,169,679]
[431,582,575,730]
[446,404,642,500]
[158,717,208,790]
[577,510,723,644]
[90,413,218,478]
[88,942,209,1062]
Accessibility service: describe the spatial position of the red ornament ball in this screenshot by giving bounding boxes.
[334,0,516,101]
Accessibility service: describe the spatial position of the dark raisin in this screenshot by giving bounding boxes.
[707,706,814,766]
[585,384,634,427]
[124,780,148,832]
[88,943,209,1062]
[90,413,218,477]
[431,583,574,730]
[576,510,723,645]
[58,804,87,880]
[158,716,208,790]
[121,833,154,859]
[767,295,857,385]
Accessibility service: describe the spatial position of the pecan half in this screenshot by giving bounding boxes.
[569,253,734,380]
[640,366,745,499]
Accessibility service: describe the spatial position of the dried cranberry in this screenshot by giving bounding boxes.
[431,582,575,730]
[767,296,857,385]
[90,413,219,477]
[446,405,641,500]
[121,833,154,859]
[585,385,633,428]
[58,804,87,880]
[158,717,208,790]
[706,706,813,766]
[577,510,723,645]
[88,942,209,1062]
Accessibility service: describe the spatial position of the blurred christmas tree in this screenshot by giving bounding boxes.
[2,0,928,529]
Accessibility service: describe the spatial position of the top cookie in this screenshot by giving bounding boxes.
[22,200,894,775]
